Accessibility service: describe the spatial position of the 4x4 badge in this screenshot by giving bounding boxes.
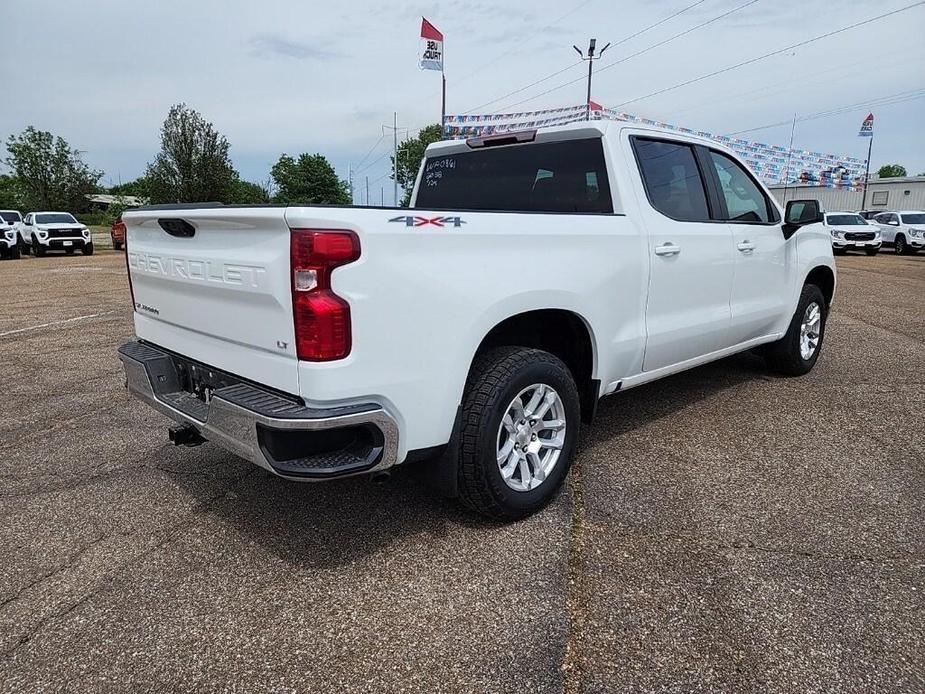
[388,215,466,228]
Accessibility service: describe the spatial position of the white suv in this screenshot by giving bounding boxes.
[0,210,23,259]
[824,211,881,255]
[21,211,94,256]
[872,210,925,255]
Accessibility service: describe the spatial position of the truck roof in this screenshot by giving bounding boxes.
[426,119,726,157]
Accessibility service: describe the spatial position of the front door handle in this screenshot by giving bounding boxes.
[654,242,680,257]
[737,241,756,253]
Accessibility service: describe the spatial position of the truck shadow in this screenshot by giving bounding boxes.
[170,351,770,570]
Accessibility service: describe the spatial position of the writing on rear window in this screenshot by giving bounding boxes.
[414,138,612,213]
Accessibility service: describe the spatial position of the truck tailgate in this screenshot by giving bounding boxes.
[123,207,300,394]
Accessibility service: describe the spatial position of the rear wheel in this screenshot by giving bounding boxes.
[81,242,94,256]
[763,284,827,376]
[895,235,908,255]
[457,347,580,520]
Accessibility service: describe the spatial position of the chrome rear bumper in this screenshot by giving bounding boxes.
[118,340,400,479]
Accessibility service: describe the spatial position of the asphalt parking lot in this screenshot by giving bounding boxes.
[1,243,922,693]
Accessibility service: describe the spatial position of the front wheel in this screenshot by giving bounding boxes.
[9,243,20,259]
[32,237,46,257]
[763,284,828,376]
[457,347,581,520]
[895,235,908,255]
[81,242,94,256]
[19,237,30,256]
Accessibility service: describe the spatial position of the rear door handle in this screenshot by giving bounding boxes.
[737,241,756,253]
[654,242,680,257]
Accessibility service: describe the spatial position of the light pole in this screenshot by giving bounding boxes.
[573,39,610,120]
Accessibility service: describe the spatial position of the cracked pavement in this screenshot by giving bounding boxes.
[0,247,922,693]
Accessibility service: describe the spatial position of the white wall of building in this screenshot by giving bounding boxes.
[769,177,925,212]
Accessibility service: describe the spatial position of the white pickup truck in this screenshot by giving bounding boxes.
[118,122,835,519]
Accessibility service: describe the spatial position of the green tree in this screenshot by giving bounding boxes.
[145,103,237,204]
[229,177,271,204]
[0,174,21,209]
[109,176,150,199]
[393,124,443,206]
[877,164,907,178]
[270,153,350,204]
[4,126,102,211]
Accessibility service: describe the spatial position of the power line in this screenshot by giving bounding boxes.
[464,0,711,113]
[489,0,761,113]
[726,88,925,136]
[611,1,925,110]
[354,133,385,169]
[455,0,597,86]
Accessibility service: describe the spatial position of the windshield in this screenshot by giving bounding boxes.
[0,212,21,223]
[900,213,925,225]
[826,214,866,226]
[36,213,78,225]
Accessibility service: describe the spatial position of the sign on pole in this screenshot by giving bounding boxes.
[420,18,443,71]
[858,113,874,137]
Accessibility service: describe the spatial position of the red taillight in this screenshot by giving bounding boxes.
[290,229,360,361]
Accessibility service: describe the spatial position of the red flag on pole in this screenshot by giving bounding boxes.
[420,18,444,71]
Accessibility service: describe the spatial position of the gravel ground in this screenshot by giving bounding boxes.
[0,247,922,693]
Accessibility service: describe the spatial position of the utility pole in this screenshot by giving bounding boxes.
[347,164,354,205]
[573,39,610,120]
[381,113,406,206]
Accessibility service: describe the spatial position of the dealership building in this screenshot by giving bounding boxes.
[769,175,925,212]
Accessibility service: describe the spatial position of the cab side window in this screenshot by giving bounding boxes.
[632,138,711,223]
[708,150,775,223]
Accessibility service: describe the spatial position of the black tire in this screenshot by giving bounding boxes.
[10,243,20,259]
[32,236,46,257]
[457,346,581,521]
[81,242,94,256]
[113,241,123,251]
[19,237,30,256]
[895,235,907,255]
[865,248,879,256]
[763,284,828,377]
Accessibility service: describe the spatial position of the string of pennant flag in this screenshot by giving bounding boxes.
[442,104,869,189]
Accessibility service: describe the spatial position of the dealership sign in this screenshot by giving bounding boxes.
[420,18,443,71]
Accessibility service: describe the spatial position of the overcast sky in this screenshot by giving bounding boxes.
[2,0,924,202]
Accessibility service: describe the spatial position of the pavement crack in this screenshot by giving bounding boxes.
[562,443,589,694]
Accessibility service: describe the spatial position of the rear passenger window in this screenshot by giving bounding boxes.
[632,138,710,223]
[413,138,612,213]
[709,151,774,223]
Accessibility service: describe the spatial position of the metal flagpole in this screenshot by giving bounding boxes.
[393,112,398,206]
[781,113,797,204]
[860,135,873,210]
[441,35,446,139]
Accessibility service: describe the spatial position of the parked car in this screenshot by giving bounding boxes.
[21,212,93,256]
[0,210,23,259]
[117,122,835,520]
[111,216,126,250]
[871,210,925,254]
[824,211,881,255]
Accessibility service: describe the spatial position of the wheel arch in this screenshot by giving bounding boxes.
[804,265,835,307]
[470,308,599,423]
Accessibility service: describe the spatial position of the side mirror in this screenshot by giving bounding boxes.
[783,199,823,239]
[889,220,900,226]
